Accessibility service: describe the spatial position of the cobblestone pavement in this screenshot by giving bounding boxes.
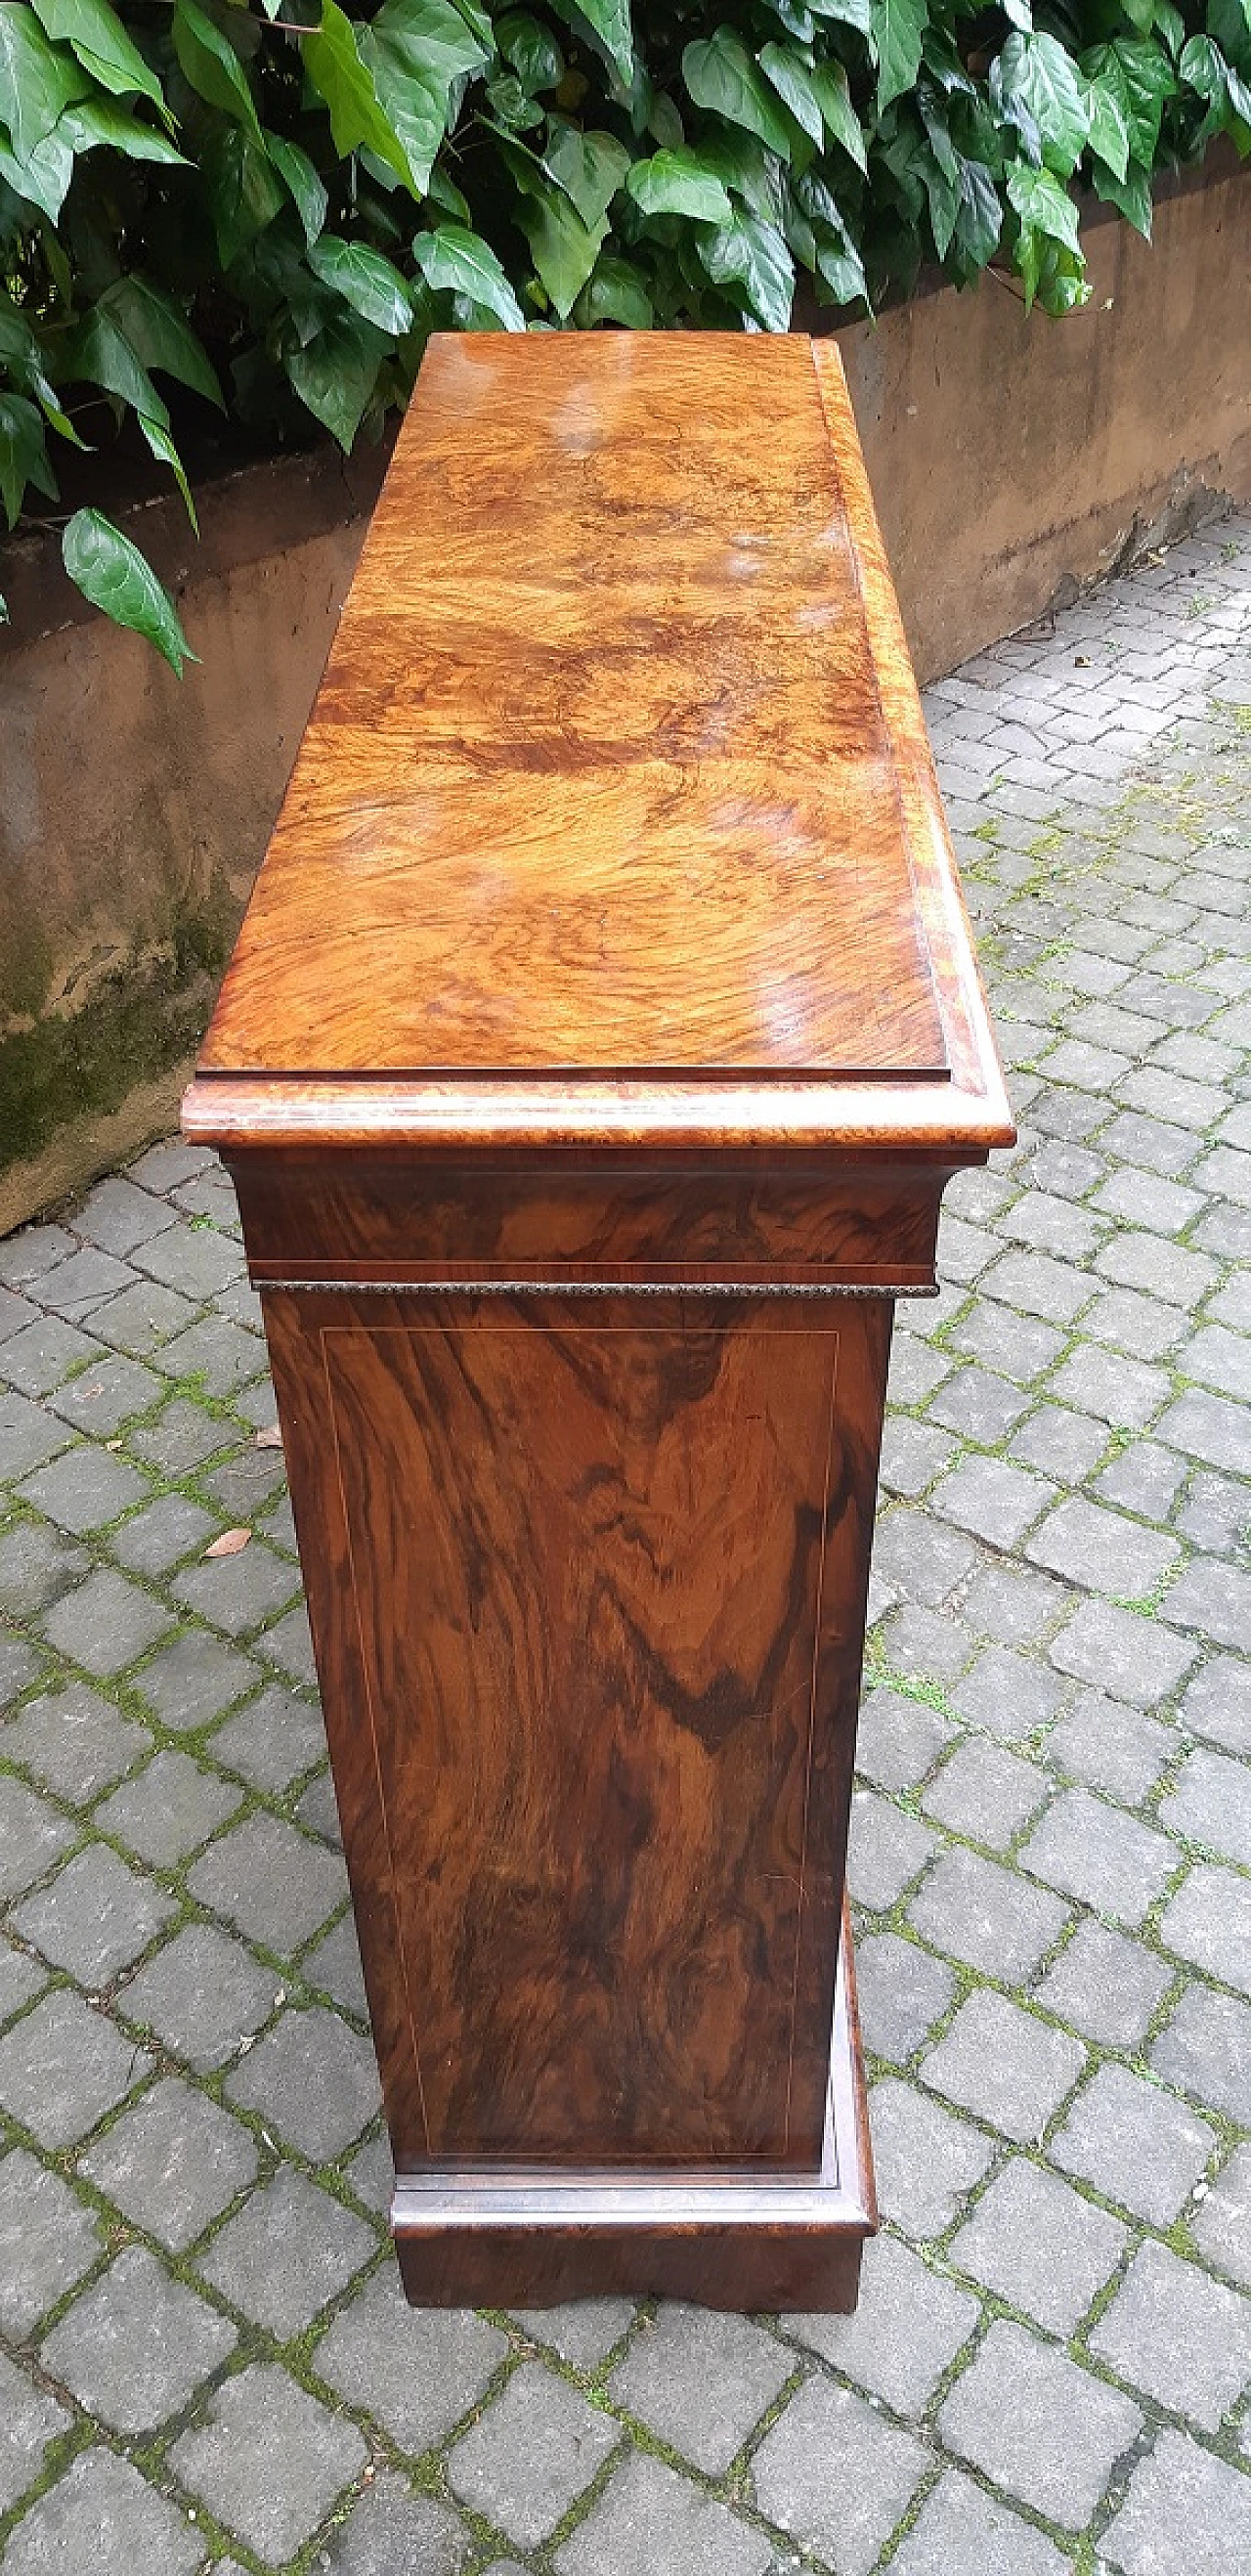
[2,513,1250,2576]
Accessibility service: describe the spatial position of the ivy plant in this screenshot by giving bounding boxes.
[0,0,1246,661]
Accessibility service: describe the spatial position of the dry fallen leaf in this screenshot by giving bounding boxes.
[204,1527,251,1558]
[255,1423,283,1449]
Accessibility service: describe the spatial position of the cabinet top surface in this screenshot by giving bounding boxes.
[194,332,1012,1153]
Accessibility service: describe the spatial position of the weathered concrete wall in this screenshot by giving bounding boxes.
[2,159,1248,1233]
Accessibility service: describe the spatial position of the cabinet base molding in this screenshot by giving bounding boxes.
[392,1913,875,2313]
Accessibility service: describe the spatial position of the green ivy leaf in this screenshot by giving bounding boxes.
[544,122,630,226]
[1090,154,1153,237]
[137,414,198,531]
[202,122,285,268]
[66,299,169,426]
[0,2,90,160]
[626,145,733,223]
[30,0,165,112]
[953,156,1001,268]
[506,155,607,316]
[0,124,74,220]
[682,29,794,157]
[758,43,824,148]
[576,249,654,325]
[63,506,197,672]
[545,0,632,83]
[286,310,390,452]
[172,0,262,144]
[809,0,872,37]
[96,276,224,409]
[1082,36,1175,166]
[412,220,525,327]
[1007,155,1081,250]
[1080,74,1130,181]
[267,133,328,246]
[697,208,795,330]
[995,32,1089,177]
[811,59,868,171]
[60,99,189,162]
[308,234,414,332]
[497,10,563,92]
[872,0,929,116]
[0,388,58,527]
[305,0,415,193]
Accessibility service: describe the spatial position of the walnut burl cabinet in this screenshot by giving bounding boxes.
[185,330,1014,2312]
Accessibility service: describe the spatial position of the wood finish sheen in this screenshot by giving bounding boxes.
[185,334,1015,2306]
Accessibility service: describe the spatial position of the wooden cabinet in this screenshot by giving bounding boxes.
[185,330,1014,2311]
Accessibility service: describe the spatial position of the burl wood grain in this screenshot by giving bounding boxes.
[264,1289,890,2175]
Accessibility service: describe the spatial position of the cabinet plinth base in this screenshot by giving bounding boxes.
[392,1913,875,2313]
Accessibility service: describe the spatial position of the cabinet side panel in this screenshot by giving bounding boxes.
[265,1290,885,2172]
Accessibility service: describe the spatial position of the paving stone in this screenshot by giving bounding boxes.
[0,1987,150,2145]
[198,1442,287,1520]
[921,1737,1051,1850]
[0,2147,102,2334]
[1092,1166,1207,1235]
[324,2475,472,2576]
[19,1441,151,1536]
[866,2077,995,2237]
[1161,1553,1251,1652]
[1009,1403,1110,1484]
[1084,1287,1186,1361]
[87,1278,201,1356]
[1100,2426,1251,2576]
[0,1937,46,2023]
[1190,2141,1251,2291]
[1151,1983,1251,2122]
[1161,1744,1251,1864]
[46,1351,165,1438]
[931,1455,1055,1548]
[512,2300,636,2367]
[947,1300,1065,1383]
[0,1632,39,1706]
[135,1222,244,1301]
[0,1224,75,1288]
[950,2155,1128,2334]
[255,1597,319,1684]
[130,1140,216,1193]
[1020,1785,1177,1926]
[74,1175,179,1258]
[1174,1465,1251,1557]
[317,2271,507,2451]
[786,2230,976,2414]
[168,2362,367,2563]
[871,1506,977,1606]
[853,1932,955,2063]
[751,2376,927,2576]
[909,1843,1070,1981]
[13,1842,176,1986]
[855,1686,955,1791]
[1045,1691,1173,1803]
[37,1247,138,1317]
[109,1494,220,1577]
[1096,1440,1189,1522]
[129,1398,233,1475]
[845,1788,937,1911]
[1160,1860,1251,1992]
[962,1559,1067,1644]
[880,1417,957,1497]
[154,1316,267,1397]
[80,2074,259,2249]
[226,2004,379,2158]
[877,1602,975,1683]
[0,2347,70,2515]
[950,1642,1065,1741]
[1180,1653,1251,1754]
[923,1989,1085,2143]
[41,1566,175,1675]
[0,1388,73,1481]
[171,1538,300,1638]
[1155,1386,1249,1474]
[888,2468,1068,2576]
[344,2129,394,2217]
[1025,1497,1181,1599]
[134,1631,258,1733]
[303,1910,368,2016]
[1,2446,206,2576]
[118,1922,278,2070]
[1089,2239,1251,2431]
[928,1365,1031,1445]
[196,2165,375,2336]
[1,1314,108,1398]
[980,1248,1095,1325]
[1050,2061,1216,2223]
[937,2318,1141,2527]
[553,2451,770,2576]
[1049,1594,1198,1709]
[188,1811,346,1953]
[2,1681,148,1804]
[96,1749,242,1865]
[41,2242,236,2433]
[0,1521,90,1624]
[208,1681,324,1790]
[887,1333,954,1407]
[610,2302,793,2474]
[447,2363,621,2551]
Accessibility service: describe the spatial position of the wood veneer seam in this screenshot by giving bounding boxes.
[259,1278,937,1298]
